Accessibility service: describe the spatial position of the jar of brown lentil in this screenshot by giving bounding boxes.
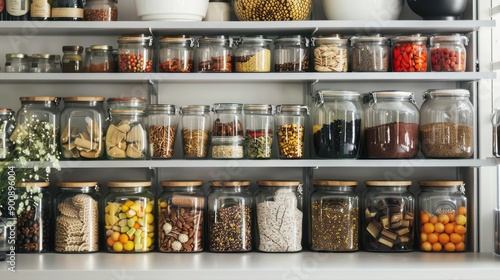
[117,34,154,73]
[275,104,309,159]
[196,35,233,73]
[159,36,195,73]
[179,105,211,159]
[83,0,118,21]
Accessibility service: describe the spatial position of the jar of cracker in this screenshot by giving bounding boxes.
[179,105,211,159]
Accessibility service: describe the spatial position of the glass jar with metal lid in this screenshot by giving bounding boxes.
[310,180,359,252]
[0,108,15,159]
[197,35,233,73]
[207,180,252,252]
[255,180,303,252]
[364,91,419,159]
[211,103,244,159]
[117,34,154,73]
[62,45,84,73]
[391,34,428,72]
[4,53,30,73]
[60,97,106,160]
[147,104,178,159]
[420,89,473,158]
[158,180,205,253]
[311,34,348,72]
[30,54,57,73]
[83,0,118,21]
[179,105,211,159]
[55,181,100,253]
[312,90,362,159]
[430,34,468,72]
[159,36,195,73]
[417,180,467,252]
[350,34,389,72]
[103,181,155,253]
[362,180,415,252]
[274,35,309,72]
[89,45,114,73]
[243,104,274,159]
[275,104,309,159]
[234,35,272,73]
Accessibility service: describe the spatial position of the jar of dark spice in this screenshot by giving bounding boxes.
[364,91,419,159]
[208,180,252,252]
[274,35,309,72]
[0,108,15,159]
[117,34,154,73]
[243,104,274,159]
[275,104,309,159]
[83,0,117,21]
[159,36,195,73]
[179,105,211,159]
[30,54,57,73]
[211,103,244,159]
[311,34,348,72]
[197,35,233,73]
[350,34,389,72]
[391,34,428,72]
[4,53,30,73]
[235,36,272,73]
[310,180,359,252]
[430,34,468,72]
[89,45,114,73]
[62,45,84,73]
[147,104,178,159]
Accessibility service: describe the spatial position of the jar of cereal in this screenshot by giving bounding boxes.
[275,104,309,159]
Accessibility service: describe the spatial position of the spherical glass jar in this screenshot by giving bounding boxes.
[62,45,84,73]
[233,0,312,21]
[159,36,195,73]
[235,36,272,73]
[350,34,389,72]
[430,34,468,72]
[30,54,57,73]
[275,104,309,159]
[196,35,233,73]
[89,45,114,73]
[83,0,118,21]
[147,104,178,159]
[179,105,211,159]
[311,34,348,72]
[391,34,428,72]
[4,53,30,73]
[274,35,309,72]
[0,108,15,159]
[117,34,154,73]
[243,104,274,159]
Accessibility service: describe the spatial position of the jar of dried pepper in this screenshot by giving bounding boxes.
[179,105,211,159]
[275,104,309,159]
[243,104,274,159]
[391,34,428,72]
[196,35,233,73]
[117,34,154,73]
[147,104,178,159]
[159,36,195,73]
[211,103,244,159]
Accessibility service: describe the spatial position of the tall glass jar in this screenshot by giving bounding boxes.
[0,108,15,159]
[364,91,419,159]
[312,90,362,159]
[274,35,309,72]
[391,34,428,72]
[275,104,309,159]
[147,104,178,159]
[55,181,100,253]
[418,180,467,253]
[350,34,389,72]
[30,54,56,73]
[89,45,114,73]
[62,45,84,73]
[4,53,29,73]
[117,34,154,73]
[311,34,348,72]
[103,181,155,253]
[157,180,205,253]
[179,105,211,159]
[362,180,415,252]
[208,180,252,252]
[255,180,303,252]
[430,34,468,72]
[420,89,473,158]
[244,104,274,159]
[234,36,272,73]
[197,35,233,73]
[83,0,118,21]
[159,36,195,73]
[60,97,106,160]
[310,180,359,252]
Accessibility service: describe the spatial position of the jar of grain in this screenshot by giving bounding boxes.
[311,34,348,72]
[235,36,272,73]
[179,105,211,159]
[4,53,30,73]
[197,35,233,72]
[243,104,274,159]
[430,34,468,72]
[62,45,84,73]
[274,35,309,72]
[350,34,389,72]
[89,45,114,73]
[159,36,195,73]
[117,34,154,73]
[147,104,178,159]
[0,108,15,159]
[84,0,118,21]
[275,104,309,159]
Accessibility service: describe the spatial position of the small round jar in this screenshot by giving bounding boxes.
[157,180,205,253]
[180,105,212,159]
[207,180,252,252]
[275,104,309,159]
[430,34,468,72]
[0,108,15,159]
[30,54,56,73]
[255,180,303,252]
[274,35,309,72]
[103,181,155,253]
[391,34,428,72]
[117,34,154,73]
[420,89,473,158]
[235,36,272,73]
[62,45,84,73]
[243,104,274,159]
[4,53,30,73]
[197,35,233,73]
[89,45,114,73]
[350,34,389,72]
[311,34,348,72]
[310,180,359,252]
[159,36,195,73]
[55,181,100,253]
[147,104,178,159]
[362,180,415,252]
[204,0,230,21]
[83,0,118,21]
[418,180,467,253]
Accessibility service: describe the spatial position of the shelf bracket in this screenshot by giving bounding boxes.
[308,79,319,98]
[148,79,158,104]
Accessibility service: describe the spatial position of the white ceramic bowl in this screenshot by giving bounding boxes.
[135,0,209,21]
[322,0,404,20]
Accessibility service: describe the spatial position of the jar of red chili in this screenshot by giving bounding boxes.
[430,34,468,72]
[391,34,428,72]
[117,34,154,73]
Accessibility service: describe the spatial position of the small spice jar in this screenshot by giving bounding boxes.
[391,34,428,72]
[62,45,84,73]
[430,34,468,72]
[147,104,178,159]
[310,180,359,252]
[158,180,205,253]
[364,91,419,159]
[255,180,303,252]
[311,34,348,72]
[420,89,473,158]
[83,0,118,21]
[89,45,114,73]
[0,108,15,159]
[180,105,211,159]
[362,180,415,252]
[117,34,154,73]
[275,104,309,159]
[197,35,233,72]
[103,181,155,253]
[55,181,100,253]
[204,0,231,21]
[158,36,195,73]
[4,53,30,73]
[274,35,309,72]
[30,54,57,73]
[418,180,467,252]
[235,35,272,73]
[243,104,274,159]
[350,34,389,72]
[83,47,91,72]
[207,180,252,252]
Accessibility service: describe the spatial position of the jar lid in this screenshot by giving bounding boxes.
[430,33,468,45]
[365,180,412,187]
[209,180,251,187]
[418,180,464,187]
[257,180,301,187]
[161,180,203,187]
[85,47,91,53]
[107,97,147,104]
[243,104,274,115]
[236,35,272,45]
[107,181,152,188]
[368,91,415,104]
[212,103,243,113]
[31,54,51,59]
[63,96,105,102]
[391,34,428,44]
[350,34,388,45]
[20,96,58,102]
[275,104,310,116]
[5,53,28,59]
[57,181,99,188]
[90,45,113,51]
[17,182,50,188]
[179,105,211,115]
[62,45,84,52]
[0,108,14,116]
[198,35,233,46]
[312,180,358,186]
[159,35,193,43]
[147,104,176,115]
[117,34,154,46]
[423,89,470,99]
[311,34,348,45]
[275,35,308,44]
[316,90,360,99]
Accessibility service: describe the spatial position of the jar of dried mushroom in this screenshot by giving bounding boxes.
[0,108,15,159]
[105,97,148,160]
[147,104,178,159]
[117,34,154,73]
[60,97,106,160]
[158,180,205,253]
[274,35,309,72]
[89,45,114,73]
[212,103,244,137]
[55,181,100,253]
[420,89,473,158]
[275,104,309,159]
[362,180,414,252]
[235,36,272,73]
[180,105,211,159]
[208,180,252,252]
[311,34,348,72]
[350,34,389,72]
[104,181,155,253]
[243,104,274,159]
[159,36,195,73]
[255,180,303,252]
[197,35,233,73]
[84,0,118,21]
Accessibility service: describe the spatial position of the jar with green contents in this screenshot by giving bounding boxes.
[62,45,84,73]
[244,104,274,159]
[275,104,309,159]
[235,36,272,73]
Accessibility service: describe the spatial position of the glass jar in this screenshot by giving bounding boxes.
[311,34,348,72]
[16,182,52,253]
[312,90,363,159]
[197,35,233,73]
[418,180,467,252]
[157,180,205,253]
[310,180,359,252]
[255,180,303,252]
[60,97,106,160]
[234,36,272,73]
[243,104,274,159]
[350,34,389,72]
[0,108,15,159]
[274,35,309,72]
[391,34,428,72]
[211,136,245,159]
[420,89,473,158]
[179,105,211,159]
[147,104,178,159]
[159,36,195,73]
[104,181,155,253]
[30,54,56,73]
[117,34,154,73]
[83,0,118,21]
[105,97,148,160]
[62,45,84,73]
[275,104,309,159]
[89,45,114,73]
[4,53,29,73]
[51,0,84,21]
[204,0,230,21]
[208,180,252,252]
[364,91,419,159]
[55,181,100,253]
[212,103,244,137]
[430,34,468,72]
[362,180,415,252]
[83,47,91,72]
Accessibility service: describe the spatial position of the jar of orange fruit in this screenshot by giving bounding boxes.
[418,180,467,252]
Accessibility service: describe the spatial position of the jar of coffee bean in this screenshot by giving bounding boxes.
[274,35,309,72]
[350,34,389,72]
[430,34,468,72]
[275,104,309,159]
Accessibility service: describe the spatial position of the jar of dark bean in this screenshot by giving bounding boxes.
[4,53,30,73]
[197,35,233,73]
[89,45,114,73]
[362,180,414,252]
[159,36,195,73]
[310,180,359,252]
[30,54,57,73]
[180,105,212,159]
[117,34,154,73]
[208,180,252,252]
[158,180,205,253]
[235,36,272,72]
[147,104,178,159]
[62,45,84,73]
[350,34,389,72]
[0,108,15,159]
[430,34,468,72]
[243,104,274,159]
[311,34,348,72]
[84,0,118,21]
[275,104,309,159]
[274,35,309,72]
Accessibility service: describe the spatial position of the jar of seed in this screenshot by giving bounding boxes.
[117,34,154,73]
[243,104,274,159]
[235,35,272,73]
[197,35,233,73]
[275,104,309,159]
[62,45,84,73]
[84,0,118,21]
[4,53,30,73]
[147,104,178,159]
[311,34,348,72]
[0,108,15,159]
[159,36,195,73]
[274,35,309,72]
[180,105,211,159]
[350,34,389,72]
[30,54,57,73]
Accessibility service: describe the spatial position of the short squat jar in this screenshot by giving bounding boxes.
[147,104,178,159]
[430,34,468,72]
[83,0,118,21]
[274,35,309,72]
[4,53,30,73]
[159,36,195,73]
[62,45,84,73]
[350,34,389,72]
[275,104,309,159]
[391,34,428,72]
[197,35,233,72]
[117,34,154,73]
[243,104,274,159]
[0,108,15,159]
[234,36,272,73]
[30,54,57,73]
[180,105,212,159]
[89,45,114,73]
[311,34,348,72]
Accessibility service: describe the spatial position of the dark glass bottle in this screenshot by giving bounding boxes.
[6,0,30,21]
[52,0,83,21]
[30,0,52,20]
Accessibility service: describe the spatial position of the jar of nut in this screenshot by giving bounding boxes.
[196,35,233,73]
[159,36,195,73]
[234,35,272,72]
[179,105,212,159]
[147,104,178,159]
[89,45,114,73]
[117,34,154,73]
[0,108,15,160]
[350,34,389,72]
[311,34,348,72]
[274,35,309,72]
[158,180,205,253]
[430,34,468,72]
[274,104,309,159]
[84,0,118,21]
[243,104,274,159]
